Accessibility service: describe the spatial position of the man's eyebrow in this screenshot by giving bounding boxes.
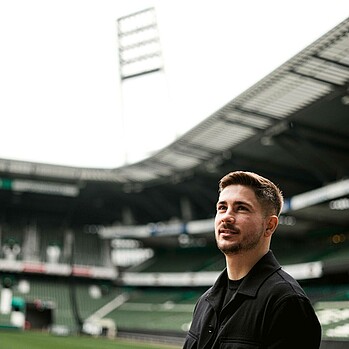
[235,200,252,206]
[216,200,253,208]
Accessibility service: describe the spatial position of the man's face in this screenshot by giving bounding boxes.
[214,184,268,255]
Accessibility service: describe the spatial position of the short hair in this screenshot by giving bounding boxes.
[218,171,284,216]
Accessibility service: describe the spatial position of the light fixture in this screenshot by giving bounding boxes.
[117,8,163,80]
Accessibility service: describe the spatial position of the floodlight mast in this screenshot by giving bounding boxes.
[117,7,164,80]
[116,7,165,165]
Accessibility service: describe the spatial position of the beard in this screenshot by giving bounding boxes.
[216,225,264,255]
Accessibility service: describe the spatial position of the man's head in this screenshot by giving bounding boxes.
[218,171,283,217]
[215,171,283,257]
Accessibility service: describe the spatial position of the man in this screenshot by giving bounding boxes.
[183,171,321,349]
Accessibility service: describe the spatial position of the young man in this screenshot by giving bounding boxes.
[183,171,321,349]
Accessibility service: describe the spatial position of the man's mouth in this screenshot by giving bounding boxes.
[219,227,238,236]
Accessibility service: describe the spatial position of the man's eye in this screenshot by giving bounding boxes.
[217,205,226,211]
[237,205,247,211]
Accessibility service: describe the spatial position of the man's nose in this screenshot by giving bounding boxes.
[222,210,235,223]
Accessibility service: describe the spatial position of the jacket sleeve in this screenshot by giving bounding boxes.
[266,294,322,349]
[183,291,216,349]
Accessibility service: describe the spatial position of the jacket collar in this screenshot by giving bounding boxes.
[206,250,281,306]
[238,250,281,297]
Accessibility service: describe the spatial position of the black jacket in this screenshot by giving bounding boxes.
[183,250,321,349]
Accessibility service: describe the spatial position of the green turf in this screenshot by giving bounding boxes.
[0,330,181,349]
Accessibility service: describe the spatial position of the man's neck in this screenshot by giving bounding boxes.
[225,249,268,280]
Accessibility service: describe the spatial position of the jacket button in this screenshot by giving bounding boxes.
[208,325,214,333]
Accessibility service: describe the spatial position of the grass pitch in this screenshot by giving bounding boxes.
[0,330,182,349]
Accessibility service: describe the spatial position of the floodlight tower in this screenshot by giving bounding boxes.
[118,7,163,80]
[117,8,171,164]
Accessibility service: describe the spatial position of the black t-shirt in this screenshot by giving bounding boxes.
[222,277,243,309]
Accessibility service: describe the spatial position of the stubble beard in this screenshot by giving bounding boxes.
[216,226,264,256]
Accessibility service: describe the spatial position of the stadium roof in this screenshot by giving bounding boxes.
[0,16,349,236]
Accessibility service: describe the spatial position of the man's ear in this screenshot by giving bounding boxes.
[265,215,278,237]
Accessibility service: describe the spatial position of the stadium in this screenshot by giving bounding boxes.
[1,6,349,349]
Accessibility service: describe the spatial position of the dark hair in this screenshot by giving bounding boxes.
[218,171,284,216]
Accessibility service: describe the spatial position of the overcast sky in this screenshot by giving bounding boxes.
[1,1,348,168]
